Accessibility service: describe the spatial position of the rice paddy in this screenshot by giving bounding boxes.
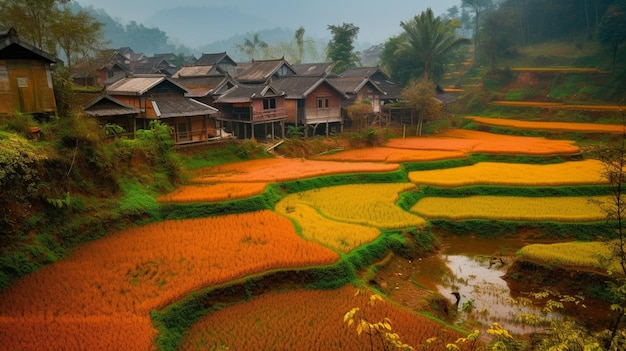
[518,241,622,272]
[408,159,605,187]
[411,195,609,222]
[0,120,618,350]
[466,116,626,133]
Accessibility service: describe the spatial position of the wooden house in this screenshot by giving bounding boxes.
[173,75,236,106]
[339,66,403,103]
[326,76,385,113]
[82,95,140,134]
[0,28,60,118]
[271,76,346,137]
[234,58,296,84]
[214,83,286,140]
[84,75,218,144]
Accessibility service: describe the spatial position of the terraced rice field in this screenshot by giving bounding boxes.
[0,120,615,350]
[178,285,465,351]
[466,116,625,133]
[408,159,605,186]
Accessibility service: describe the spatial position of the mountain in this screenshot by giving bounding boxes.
[144,7,271,48]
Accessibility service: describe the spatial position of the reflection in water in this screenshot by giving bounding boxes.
[412,236,560,334]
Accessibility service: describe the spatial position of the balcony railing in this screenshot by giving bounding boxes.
[218,107,286,122]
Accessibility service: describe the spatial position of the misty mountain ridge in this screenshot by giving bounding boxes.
[144,6,272,48]
[83,3,378,63]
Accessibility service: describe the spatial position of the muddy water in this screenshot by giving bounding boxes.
[412,235,563,334]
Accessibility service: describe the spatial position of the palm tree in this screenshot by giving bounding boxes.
[235,33,268,60]
[399,8,471,80]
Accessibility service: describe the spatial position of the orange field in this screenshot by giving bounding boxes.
[510,67,602,73]
[386,129,580,155]
[491,101,623,111]
[190,157,400,183]
[0,211,339,350]
[466,116,625,133]
[178,285,465,351]
[315,147,466,163]
[156,182,268,202]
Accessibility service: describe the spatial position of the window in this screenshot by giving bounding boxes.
[263,98,276,110]
[317,97,329,109]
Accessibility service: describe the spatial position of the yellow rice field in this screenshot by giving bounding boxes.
[466,116,625,134]
[518,241,622,272]
[411,195,609,222]
[275,202,381,252]
[278,183,425,229]
[408,159,605,186]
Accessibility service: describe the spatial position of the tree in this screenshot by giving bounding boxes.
[398,8,471,80]
[51,6,106,73]
[380,34,421,86]
[400,77,441,136]
[598,0,626,74]
[273,27,321,64]
[0,0,70,53]
[326,23,361,74]
[461,0,494,60]
[480,6,518,70]
[235,33,268,61]
[345,100,373,133]
[595,110,626,349]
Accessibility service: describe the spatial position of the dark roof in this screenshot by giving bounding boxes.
[326,77,385,95]
[271,76,347,99]
[0,28,60,63]
[196,52,236,66]
[132,56,178,76]
[83,95,140,117]
[106,75,188,96]
[215,84,284,104]
[292,62,335,77]
[376,81,403,101]
[153,53,178,61]
[172,75,235,97]
[152,96,218,118]
[235,58,296,83]
[338,66,386,78]
[433,92,457,105]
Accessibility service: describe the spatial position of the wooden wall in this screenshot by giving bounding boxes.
[0,59,57,116]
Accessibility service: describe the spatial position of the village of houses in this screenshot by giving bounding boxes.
[1,28,457,145]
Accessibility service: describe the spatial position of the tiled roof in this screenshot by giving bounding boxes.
[215,84,283,104]
[196,52,234,66]
[153,96,217,118]
[292,62,335,77]
[235,59,295,83]
[326,77,384,95]
[106,75,188,95]
[172,76,233,97]
[338,66,382,78]
[172,65,218,78]
[271,76,346,99]
[83,95,140,117]
[434,92,457,104]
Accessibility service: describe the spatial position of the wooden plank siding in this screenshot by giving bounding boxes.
[0,59,56,116]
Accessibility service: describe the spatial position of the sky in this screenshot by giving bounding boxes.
[75,0,461,46]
